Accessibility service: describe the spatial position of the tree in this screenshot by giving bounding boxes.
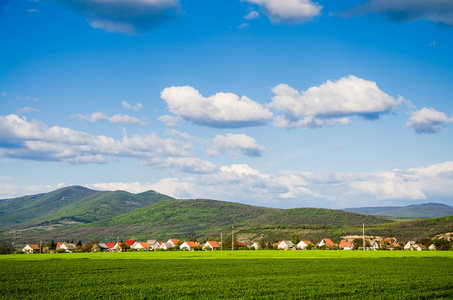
[50,239,56,250]
[76,240,82,247]
[292,235,301,245]
[0,242,15,254]
[119,242,130,251]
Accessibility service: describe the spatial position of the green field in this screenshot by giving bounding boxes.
[1,251,452,299]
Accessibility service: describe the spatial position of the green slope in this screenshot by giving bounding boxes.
[0,186,174,230]
[343,203,453,218]
[80,199,393,241]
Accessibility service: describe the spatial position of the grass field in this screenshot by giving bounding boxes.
[1,251,452,299]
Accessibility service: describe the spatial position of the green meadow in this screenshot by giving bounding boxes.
[1,251,452,299]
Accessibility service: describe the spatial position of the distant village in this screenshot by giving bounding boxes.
[21,235,446,254]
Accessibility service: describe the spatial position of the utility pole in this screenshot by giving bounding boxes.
[40,240,42,254]
[220,232,223,251]
[363,223,365,251]
[232,224,234,255]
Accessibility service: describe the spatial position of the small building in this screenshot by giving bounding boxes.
[125,240,137,248]
[429,244,436,250]
[278,240,296,250]
[57,243,77,252]
[339,240,354,250]
[180,241,198,251]
[167,239,180,246]
[134,242,152,251]
[318,238,334,248]
[297,240,314,250]
[97,243,109,251]
[203,241,220,251]
[159,242,174,251]
[368,240,379,250]
[22,244,40,254]
[250,242,260,250]
[147,240,161,250]
[404,241,416,250]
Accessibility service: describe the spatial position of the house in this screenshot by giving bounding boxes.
[203,241,220,251]
[414,244,426,251]
[339,240,354,250]
[147,240,161,250]
[167,239,180,246]
[106,242,117,251]
[297,240,314,250]
[22,244,40,254]
[404,241,416,250]
[125,240,137,248]
[429,244,436,250]
[97,243,109,251]
[236,242,247,247]
[134,242,152,251]
[57,243,77,252]
[250,242,260,250]
[380,238,397,248]
[159,242,174,251]
[180,241,198,251]
[278,241,296,250]
[318,238,334,248]
[368,240,379,250]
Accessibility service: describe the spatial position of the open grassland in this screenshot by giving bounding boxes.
[1,251,452,299]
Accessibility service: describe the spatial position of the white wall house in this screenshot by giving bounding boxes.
[202,241,220,251]
[147,240,160,250]
[318,238,334,248]
[180,241,197,251]
[159,242,174,250]
[297,240,313,250]
[278,241,295,250]
[22,244,40,254]
[57,243,77,252]
[134,242,152,251]
[404,241,416,250]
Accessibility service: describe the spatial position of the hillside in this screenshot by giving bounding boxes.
[0,186,174,230]
[2,187,452,247]
[343,203,453,218]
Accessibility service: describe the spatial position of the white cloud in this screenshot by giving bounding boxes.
[0,183,68,200]
[122,101,143,111]
[158,114,181,127]
[73,112,148,126]
[54,0,181,34]
[144,157,218,174]
[245,0,322,23]
[0,114,190,165]
[207,133,265,158]
[161,86,273,128]
[237,22,249,29]
[406,107,453,134]
[346,0,453,25]
[269,75,398,129]
[17,107,40,114]
[244,10,260,20]
[5,162,453,208]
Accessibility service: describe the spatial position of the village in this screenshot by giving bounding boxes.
[21,236,438,254]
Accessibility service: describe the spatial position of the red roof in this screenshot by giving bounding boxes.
[27,244,40,250]
[301,240,313,246]
[183,241,197,248]
[236,242,246,247]
[106,242,116,249]
[125,240,136,246]
[139,242,151,248]
[339,240,354,248]
[416,244,426,249]
[206,241,220,248]
[323,238,334,245]
[56,242,67,248]
[168,239,179,245]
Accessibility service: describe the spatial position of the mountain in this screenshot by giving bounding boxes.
[2,187,452,246]
[0,186,174,230]
[343,203,453,218]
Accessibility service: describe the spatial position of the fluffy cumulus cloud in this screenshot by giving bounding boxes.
[160,86,273,128]
[406,107,453,134]
[0,114,192,166]
[346,0,453,25]
[143,157,218,174]
[129,161,453,208]
[55,0,181,34]
[269,75,398,129]
[73,112,148,126]
[245,0,322,23]
[207,133,265,158]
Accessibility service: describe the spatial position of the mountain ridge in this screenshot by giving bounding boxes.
[343,202,453,218]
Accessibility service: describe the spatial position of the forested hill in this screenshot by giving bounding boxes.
[0,186,174,229]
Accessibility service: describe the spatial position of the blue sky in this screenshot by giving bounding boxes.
[1,0,453,208]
